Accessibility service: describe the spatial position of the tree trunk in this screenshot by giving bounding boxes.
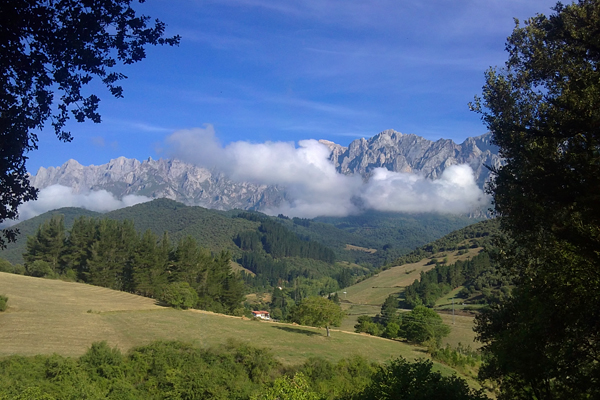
[326,326,330,337]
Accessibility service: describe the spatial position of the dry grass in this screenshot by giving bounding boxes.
[344,244,377,253]
[333,248,483,351]
[245,292,272,305]
[230,260,254,276]
[438,313,478,349]
[443,247,483,264]
[337,247,484,308]
[0,272,447,369]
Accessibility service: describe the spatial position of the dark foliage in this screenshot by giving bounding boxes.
[403,251,513,308]
[471,1,600,398]
[0,294,7,312]
[351,357,488,400]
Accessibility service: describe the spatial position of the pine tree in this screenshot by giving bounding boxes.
[24,215,66,274]
[64,217,97,281]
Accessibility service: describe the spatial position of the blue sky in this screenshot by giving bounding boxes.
[28,0,560,173]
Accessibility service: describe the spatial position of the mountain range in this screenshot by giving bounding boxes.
[28,129,501,212]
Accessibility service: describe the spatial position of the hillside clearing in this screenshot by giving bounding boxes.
[337,258,435,307]
[344,244,377,253]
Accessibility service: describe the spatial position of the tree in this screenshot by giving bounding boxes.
[355,357,488,400]
[0,0,179,247]
[379,294,399,324]
[158,281,198,310]
[23,215,66,273]
[470,1,600,398]
[400,306,450,345]
[290,296,344,337]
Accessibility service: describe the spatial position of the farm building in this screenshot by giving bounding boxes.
[251,311,271,320]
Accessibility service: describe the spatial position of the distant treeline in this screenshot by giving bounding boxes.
[20,215,245,314]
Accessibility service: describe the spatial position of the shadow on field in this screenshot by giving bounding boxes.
[272,326,321,337]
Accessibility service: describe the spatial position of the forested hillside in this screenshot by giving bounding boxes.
[386,218,499,268]
[11,215,245,314]
[1,199,476,268]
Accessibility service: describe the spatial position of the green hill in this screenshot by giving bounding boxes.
[103,198,260,254]
[333,219,501,348]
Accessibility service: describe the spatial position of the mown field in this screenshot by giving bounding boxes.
[0,272,454,371]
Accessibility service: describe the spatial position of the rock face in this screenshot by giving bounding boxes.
[322,130,501,188]
[28,130,501,212]
[29,157,287,211]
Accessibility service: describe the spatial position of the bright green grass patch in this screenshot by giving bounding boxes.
[336,260,435,306]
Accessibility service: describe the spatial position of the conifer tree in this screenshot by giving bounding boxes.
[24,215,66,273]
[65,217,97,281]
[131,230,162,296]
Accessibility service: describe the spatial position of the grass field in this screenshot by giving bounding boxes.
[337,247,483,308]
[0,272,450,370]
[336,259,435,306]
[332,248,483,351]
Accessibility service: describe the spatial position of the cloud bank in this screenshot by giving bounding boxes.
[2,185,151,228]
[166,125,486,218]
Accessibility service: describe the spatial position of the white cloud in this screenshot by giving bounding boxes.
[1,185,151,227]
[360,165,485,214]
[166,126,487,218]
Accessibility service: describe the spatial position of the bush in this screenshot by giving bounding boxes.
[354,316,384,336]
[158,282,199,309]
[0,295,7,312]
[0,258,14,273]
[383,322,400,339]
[25,260,55,278]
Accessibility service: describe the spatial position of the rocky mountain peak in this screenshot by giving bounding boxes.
[28,130,502,213]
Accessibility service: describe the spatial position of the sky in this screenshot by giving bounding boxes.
[27,0,561,174]
[9,0,564,222]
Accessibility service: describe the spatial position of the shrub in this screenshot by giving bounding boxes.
[158,282,198,309]
[0,259,14,273]
[0,295,7,312]
[25,260,55,278]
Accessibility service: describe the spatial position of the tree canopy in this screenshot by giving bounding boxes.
[290,296,344,337]
[355,357,488,400]
[471,1,600,398]
[0,0,179,246]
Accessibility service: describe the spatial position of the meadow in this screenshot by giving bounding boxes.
[0,272,453,371]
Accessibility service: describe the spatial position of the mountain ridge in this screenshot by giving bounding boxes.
[28,130,501,212]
